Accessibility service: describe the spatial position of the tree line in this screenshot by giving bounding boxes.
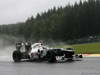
[0,0,100,42]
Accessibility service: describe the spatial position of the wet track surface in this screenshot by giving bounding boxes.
[0,38,100,75]
[0,57,100,75]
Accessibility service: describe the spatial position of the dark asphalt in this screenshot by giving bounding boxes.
[0,57,100,75]
[0,38,100,75]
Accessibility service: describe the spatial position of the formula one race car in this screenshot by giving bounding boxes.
[12,43,83,62]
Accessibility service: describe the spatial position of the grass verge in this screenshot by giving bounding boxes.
[54,42,100,54]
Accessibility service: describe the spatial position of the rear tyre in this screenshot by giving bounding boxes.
[12,50,22,62]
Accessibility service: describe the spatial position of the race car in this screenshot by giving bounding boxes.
[12,43,83,62]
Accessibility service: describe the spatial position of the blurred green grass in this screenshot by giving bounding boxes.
[54,42,100,54]
[72,42,100,54]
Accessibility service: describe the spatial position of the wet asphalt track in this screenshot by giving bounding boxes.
[0,57,100,75]
[0,38,100,75]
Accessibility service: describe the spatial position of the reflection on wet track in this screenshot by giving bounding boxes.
[0,38,100,75]
[0,57,100,75]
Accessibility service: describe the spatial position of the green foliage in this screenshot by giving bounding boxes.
[0,0,100,41]
[72,42,100,54]
[54,42,100,54]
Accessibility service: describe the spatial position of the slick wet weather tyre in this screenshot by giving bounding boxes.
[79,54,83,58]
[12,51,22,62]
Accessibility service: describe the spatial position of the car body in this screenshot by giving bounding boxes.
[29,43,48,60]
[12,43,83,62]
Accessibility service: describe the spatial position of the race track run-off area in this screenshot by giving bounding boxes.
[83,54,100,57]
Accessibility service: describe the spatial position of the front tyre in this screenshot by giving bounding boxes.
[75,54,83,58]
[12,50,22,62]
[79,54,83,58]
[47,51,56,62]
